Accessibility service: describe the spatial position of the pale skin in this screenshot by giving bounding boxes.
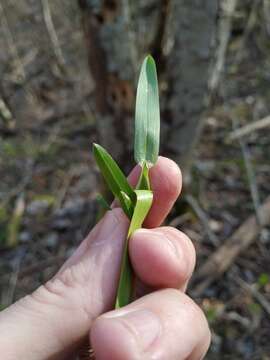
[0,157,211,360]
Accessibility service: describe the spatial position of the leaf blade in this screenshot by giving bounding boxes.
[135,55,160,166]
[93,143,135,217]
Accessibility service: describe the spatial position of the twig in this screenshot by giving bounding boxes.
[41,0,67,72]
[235,276,270,317]
[227,115,270,141]
[0,97,14,129]
[191,196,270,296]
[209,0,238,91]
[7,195,25,248]
[235,120,263,227]
[231,114,265,238]
[168,212,192,228]
[1,253,24,307]
[233,0,260,65]
[55,169,77,209]
[185,194,219,246]
[225,311,251,328]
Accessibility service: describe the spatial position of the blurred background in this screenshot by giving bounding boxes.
[0,0,270,358]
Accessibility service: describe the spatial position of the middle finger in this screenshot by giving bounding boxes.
[129,226,196,291]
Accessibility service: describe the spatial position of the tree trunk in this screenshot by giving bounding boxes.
[78,0,218,175]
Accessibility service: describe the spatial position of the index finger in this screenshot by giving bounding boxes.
[127,156,182,228]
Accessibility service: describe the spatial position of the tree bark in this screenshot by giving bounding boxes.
[78,0,218,174]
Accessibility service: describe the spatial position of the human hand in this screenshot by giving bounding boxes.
[0,157,210,360]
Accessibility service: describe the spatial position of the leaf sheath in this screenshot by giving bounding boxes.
[115,189,153,308]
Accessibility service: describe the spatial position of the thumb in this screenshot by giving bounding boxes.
[0,208,129,360]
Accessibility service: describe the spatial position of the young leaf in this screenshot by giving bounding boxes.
[93,143,135,217]
[119,191,133,219]
[115,189,153,308]
[92,56,160,310]
[135,55,160,167]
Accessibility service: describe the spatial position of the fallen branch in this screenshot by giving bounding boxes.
[235,276,270,317]
[191,196,270,296]
[228,115,270,141]
[209,0,238,92]
[1,255,22,307]
[185,194,219,246]
[0,97,13,126]
[234,118,263,227]
[41,0,67,72]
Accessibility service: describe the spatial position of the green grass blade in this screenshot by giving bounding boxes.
[93,143,135,217]
[134,55,160,167]
[115,189,153,308]
[119,191,133,219]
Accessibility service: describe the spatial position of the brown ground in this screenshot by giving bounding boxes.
[0,1,270,359]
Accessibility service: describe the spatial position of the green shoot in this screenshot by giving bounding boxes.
[93,55,160,308]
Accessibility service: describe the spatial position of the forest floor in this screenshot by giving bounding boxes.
[0,1,270,359]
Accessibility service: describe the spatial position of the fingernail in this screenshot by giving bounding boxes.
[105,309,161,351]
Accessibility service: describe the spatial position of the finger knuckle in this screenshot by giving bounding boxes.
[162,227,196,274]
